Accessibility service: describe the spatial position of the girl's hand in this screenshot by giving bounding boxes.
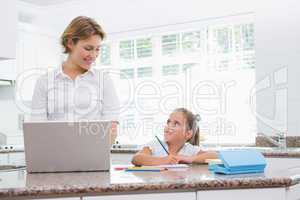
[175,155,195,164]
[162,154,179,164]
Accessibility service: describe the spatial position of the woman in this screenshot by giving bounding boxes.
[31,16,120,145]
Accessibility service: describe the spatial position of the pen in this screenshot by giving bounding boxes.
[155,135,169,155]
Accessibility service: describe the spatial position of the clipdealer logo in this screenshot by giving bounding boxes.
[249,67,288,132]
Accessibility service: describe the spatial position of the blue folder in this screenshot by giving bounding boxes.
[209,149,267,175]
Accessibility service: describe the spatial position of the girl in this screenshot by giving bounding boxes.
[31,16,119,145]
[132,108,218,165]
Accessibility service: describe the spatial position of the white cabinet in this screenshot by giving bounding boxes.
[0,24,61,83]
[286,184,300,200]
[31,198,80,200]
[84,192,196,200]
[111,153,133,164]
[15,28,62,101]
[0,59,16,81]
[18,29,61,72]
[0,0,17,60]
[197,188,286,200]
[0,154,9,165]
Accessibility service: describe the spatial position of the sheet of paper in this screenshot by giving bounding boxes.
[146,164,189,168]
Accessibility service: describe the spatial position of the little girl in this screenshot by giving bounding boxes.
[132,108,218,165]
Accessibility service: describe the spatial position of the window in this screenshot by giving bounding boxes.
[235,23,254,51]
[119,38,152,60]
[182,31,201,53]
[162,64,180,76]
[136,38,152,58]
[120,68,134,79]
[209,26,232,54]
[99,43,111,65]
[182,63,199,72]
[119,40,134,60]
[161,34,180,55]
[103,14,255,146]
[137,67,152,78]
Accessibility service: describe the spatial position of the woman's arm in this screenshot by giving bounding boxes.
[132,147,179,166]
[110,121,118,146]
[101,73,120,146]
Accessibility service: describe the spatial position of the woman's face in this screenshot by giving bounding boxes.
[164,112,192,144]
[68,34,101,70]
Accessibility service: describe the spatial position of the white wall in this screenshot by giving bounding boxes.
[1,0,300,145]
[255,0,300,136]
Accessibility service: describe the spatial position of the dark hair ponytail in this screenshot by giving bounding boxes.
[173,108,201,146]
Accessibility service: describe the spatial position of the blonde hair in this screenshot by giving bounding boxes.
[173,108,200,146]
[61,16,106,54]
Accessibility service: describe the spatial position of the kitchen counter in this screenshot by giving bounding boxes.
[111,147,300,158]
[0,157,300,199]
[2,147,300,158]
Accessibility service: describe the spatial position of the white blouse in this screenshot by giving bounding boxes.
[31,67,120,121]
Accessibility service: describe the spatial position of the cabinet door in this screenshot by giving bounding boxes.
[0,154,9,165]
[197,188,286,200]
[0,0,17,59]
[287,184,300,200]
[0,59,16,80]
[28,198,80,200]
[35,34,61,69]
[84,192,196,200]
[111,153,133,164]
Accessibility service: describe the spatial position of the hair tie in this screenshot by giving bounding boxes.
[195,114,201,122]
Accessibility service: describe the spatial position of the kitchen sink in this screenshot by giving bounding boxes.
[204,146,300,153]
[0,165,25,171]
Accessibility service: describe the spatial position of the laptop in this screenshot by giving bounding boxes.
[23,120,111,173]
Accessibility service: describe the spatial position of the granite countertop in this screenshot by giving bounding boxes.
[0,148,300,158]
[2,147,300,157]
[2,137,300,158]
[112,147,300,158]
[0,158,300,199]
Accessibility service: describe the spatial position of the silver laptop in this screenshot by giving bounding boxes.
[23,120,111,173]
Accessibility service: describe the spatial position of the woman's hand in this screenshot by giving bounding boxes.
[110,121,118,146]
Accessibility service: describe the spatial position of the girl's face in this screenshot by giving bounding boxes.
[164,112,193,145]
[67,34,101,70]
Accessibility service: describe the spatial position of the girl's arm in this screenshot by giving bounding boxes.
[192,150,219,164]
[132,147,179,166]
[176,151,219,164]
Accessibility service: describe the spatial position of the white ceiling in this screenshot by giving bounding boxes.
[18,0,79,6]
[18,0,255,38]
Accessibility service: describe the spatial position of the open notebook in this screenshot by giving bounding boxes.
[209,149,267,175]
[114,164,189,171]
[125,164,189,171]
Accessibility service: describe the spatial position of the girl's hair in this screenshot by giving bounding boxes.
[61,16,106,54]
[173,108,201,146]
